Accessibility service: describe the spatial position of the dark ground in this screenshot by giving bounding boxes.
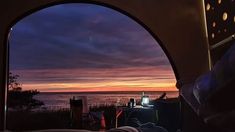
[7,98,180,132]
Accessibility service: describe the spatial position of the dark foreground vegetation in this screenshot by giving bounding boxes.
[8,72,43,111]
[7,105,121,131]
[7,98,181,132]
[7,109,71,131]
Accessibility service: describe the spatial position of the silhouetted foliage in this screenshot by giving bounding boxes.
[8,72,44,111]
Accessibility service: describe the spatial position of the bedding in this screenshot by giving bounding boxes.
[193,43,235,105]
[32,126,139,132]
[192,71,217,104]
[32,124,168,132]
[181,43,235,131]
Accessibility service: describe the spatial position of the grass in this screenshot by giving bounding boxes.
[7,109,71,131]
[7,98,180,131]
[6,105,121,131]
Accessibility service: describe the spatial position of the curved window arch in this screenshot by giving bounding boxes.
[7,3,178,131]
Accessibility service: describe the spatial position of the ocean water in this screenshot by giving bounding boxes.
[34,91,179,110]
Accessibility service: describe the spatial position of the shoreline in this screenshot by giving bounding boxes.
[39,91,178,95]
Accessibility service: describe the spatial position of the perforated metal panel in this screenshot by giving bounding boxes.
[204,0,235,46]
[204,0,235,64]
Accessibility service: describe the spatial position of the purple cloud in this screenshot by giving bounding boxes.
[9,3,176,91]
[10,3,169,70]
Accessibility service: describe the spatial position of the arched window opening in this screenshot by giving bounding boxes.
[7,3,179,131]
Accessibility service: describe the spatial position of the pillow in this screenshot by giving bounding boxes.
[193,71,217,104]
[213,43,235,88]
[198,78,235,119]
[228,44,235,75]
[213,56,231,88]
[195,43,235,105]
[197,44,235,129]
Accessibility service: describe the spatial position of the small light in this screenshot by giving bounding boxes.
[218,0,222,4]
[233,16,235,22]
[212,22,216,27]
[223,12,228,21]
[206,3,211,11]
[141,96,149,106]
[224,29,227,32]
[212,33,215,38]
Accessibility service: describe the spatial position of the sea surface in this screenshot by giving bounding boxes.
[34,91,179,110]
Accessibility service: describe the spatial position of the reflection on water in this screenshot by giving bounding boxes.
[34,91,178,110]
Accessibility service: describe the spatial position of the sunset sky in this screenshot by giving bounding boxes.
[9,3,177,92]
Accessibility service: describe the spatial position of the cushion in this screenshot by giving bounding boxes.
[228,43,235,75]
[213,43,235,88]
[193,43,235,105]
[198,78,235,117]
[193,71,217,104]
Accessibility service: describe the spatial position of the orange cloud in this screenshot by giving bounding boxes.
[12,66,177,92]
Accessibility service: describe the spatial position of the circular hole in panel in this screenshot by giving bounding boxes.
[223,12,228,21]
[212,22,216,27]
[212,33,215,38]
[206,3,211,11]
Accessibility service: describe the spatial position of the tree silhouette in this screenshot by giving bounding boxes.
[8,72,44,111]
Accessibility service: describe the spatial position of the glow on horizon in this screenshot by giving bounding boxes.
[21,80,177,92]
[21,83,177,92]
[12,67,177,92]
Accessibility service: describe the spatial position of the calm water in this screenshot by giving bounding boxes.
[34,91,178,110]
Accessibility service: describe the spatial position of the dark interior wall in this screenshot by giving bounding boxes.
[101,0,211,83]
[0,0,210,130]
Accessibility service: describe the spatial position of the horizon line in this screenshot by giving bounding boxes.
[39,90,178,93]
